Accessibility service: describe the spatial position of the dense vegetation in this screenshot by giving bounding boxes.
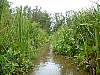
[1,0,100,75]
[0,0,49,74]
[51,5,100,74]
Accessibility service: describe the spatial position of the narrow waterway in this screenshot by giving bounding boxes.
[30,45,89,75]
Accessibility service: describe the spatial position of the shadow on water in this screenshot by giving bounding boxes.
[29,45,89,75]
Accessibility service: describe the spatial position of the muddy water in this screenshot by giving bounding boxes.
[30,45,89,75]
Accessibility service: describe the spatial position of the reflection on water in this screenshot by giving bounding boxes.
[32,62,60,75]
[30,45,88,75]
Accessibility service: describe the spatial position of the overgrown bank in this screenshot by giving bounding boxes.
[51,5,100,74]
[0,0,49,75]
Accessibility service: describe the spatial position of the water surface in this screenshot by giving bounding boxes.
[30,45,88,75]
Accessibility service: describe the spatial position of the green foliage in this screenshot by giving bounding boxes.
[51,25,77,56]
[51,5,100,73]
[96,66,100,73]
[0,1,48,75]
[23,6,51,33]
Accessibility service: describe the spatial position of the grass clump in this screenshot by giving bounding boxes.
[51,5,100,74]
[0,0,48,74]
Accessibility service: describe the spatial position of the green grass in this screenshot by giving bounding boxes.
[0,1,48,74]
[51,5,100,73]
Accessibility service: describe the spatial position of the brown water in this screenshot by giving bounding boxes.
[30,45,89,75]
